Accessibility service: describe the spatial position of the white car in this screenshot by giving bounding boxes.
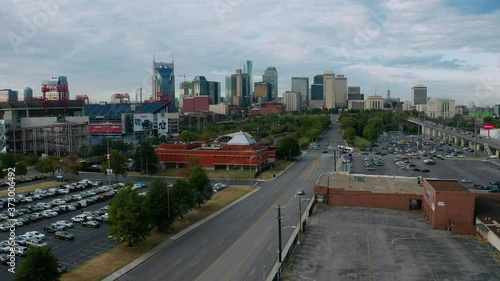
[23,231,45,240]
[55,220,74,228]
[457,155,466,158]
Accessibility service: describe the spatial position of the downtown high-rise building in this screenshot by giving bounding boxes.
[411,85,427,106]
[262,67,278,101]
[243,60,253,96]
[153,56,176,111]
[335,75,347,108]
[228,69,250,107]
[283,91,302,112]
[208,81,220,104]
[254,82,271,103]
[291,77,309,108]
[348,86,363,100]
[24,87,33,100]
[323,70,335,109]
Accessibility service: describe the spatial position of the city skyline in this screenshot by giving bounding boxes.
[1,0,500,105]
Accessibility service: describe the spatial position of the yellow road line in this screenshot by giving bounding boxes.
[226,226,272,280]
[305,158,318,181]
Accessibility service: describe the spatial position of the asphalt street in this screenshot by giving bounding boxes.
[117,115,343,281]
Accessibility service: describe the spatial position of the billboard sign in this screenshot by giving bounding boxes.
[484,124,496,130]
[133,114,154,132]
[158,117,168,136]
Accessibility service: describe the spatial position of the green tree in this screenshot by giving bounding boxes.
[61,154,82,177]
[483,116,493,123]
[35,156,61,176]
[102,150,128,180]
[189,166,212,207]
[14,246,61,281]
[146,179,175,231]
[108,186,151,247]
[25,154,39,166]
[178,130,198,142]
[132,141,158,174]
[15,161,28,178]
[0,153,16,169]
[277,136,300,160]
[171,179,195,219]
[343,127,356,144]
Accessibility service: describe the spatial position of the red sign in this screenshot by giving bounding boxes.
[106,154,110,160]
[484,124,496,130]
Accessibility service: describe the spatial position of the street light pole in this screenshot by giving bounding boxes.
[277,205,282,264]
[298,196,302,232]
[107,132,111,187]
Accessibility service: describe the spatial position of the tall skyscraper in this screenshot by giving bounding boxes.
[311,84,323,100]
[313,75,324,84]
[243,60,253,96]
[262,67,278,101]
[24,87,33,100]
[208,81,220,104]
[323,70,335,109]
[192,76,209,97]
[229,69,249,107]
[291,77,309,108]
[254,82,271,103]
[411,85,427,106]
[153,56,176,111]
[335,75,347,108]
[225,76,232,101]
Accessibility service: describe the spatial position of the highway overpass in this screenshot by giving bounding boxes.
[407,118,500,158]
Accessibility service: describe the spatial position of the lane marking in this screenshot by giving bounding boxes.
[367,236,372,281]
[192,260,200,268]
[174,259,182,266]
[235,225,240,231]
[217,240,223,246]
[305,158,319,181]
[201,240,207,246]
[250,268,256,276]
[267,244,272,251]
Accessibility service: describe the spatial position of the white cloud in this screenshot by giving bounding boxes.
[0,0,499,105]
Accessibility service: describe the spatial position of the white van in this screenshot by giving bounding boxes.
[71,215,85,223]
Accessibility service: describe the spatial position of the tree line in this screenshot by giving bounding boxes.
[108,158,213,247]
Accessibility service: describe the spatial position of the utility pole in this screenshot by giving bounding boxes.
[277,205,282,263]
[298,196,302,232]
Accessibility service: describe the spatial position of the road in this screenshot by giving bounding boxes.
[117,115,343,281]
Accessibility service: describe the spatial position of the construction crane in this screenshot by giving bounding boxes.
[111,93,130,104]
[41,83,69,116]
[178,74,195,97]
[75,95,90,104]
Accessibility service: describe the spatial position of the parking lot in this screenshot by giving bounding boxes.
[349,133,500,190]
[0,179,141,280]
[285,206,500,281]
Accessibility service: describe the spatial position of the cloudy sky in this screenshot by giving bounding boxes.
[1,0,500,106]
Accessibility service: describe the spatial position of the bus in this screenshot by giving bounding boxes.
[338,145,354,153]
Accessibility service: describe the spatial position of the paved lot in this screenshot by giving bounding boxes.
[350,156,500,189]
[285,206,500,281]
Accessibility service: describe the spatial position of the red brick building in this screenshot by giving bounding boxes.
[422,179,475,234]
[314,175,423,211]
[249,101,286,116]
[155,131,276,171]
[183,96,210,113]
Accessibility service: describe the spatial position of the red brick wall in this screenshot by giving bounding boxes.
[432,191,475,230]
[326,189,421,211]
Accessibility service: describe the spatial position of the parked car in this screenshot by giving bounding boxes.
[82,220,100,228]
[44,224,66,233]
[460,179,473,183]
[297,189,305,195]
[26,238,48,248]
[55,231,75,241]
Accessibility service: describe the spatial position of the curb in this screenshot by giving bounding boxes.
[102,185,261,281]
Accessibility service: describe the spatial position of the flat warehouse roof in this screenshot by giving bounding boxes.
[319,174,423,195]
[427,179,469,192]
